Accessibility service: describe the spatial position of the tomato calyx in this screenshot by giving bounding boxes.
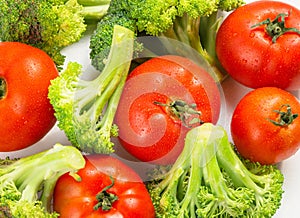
[94,176,118,211]
[0,77,6,100]
[251,11,300,43]
[268,104,298,126]
[154,99,204,128]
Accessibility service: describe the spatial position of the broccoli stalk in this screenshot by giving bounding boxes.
[0,0,111,68]
[48,25,135,154]
[147,123,284,217]
[0,144,85,217]
[77,0,111,23]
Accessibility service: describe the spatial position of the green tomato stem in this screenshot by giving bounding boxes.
[251,11,300,43]
[94,176,118,211]
[154,99,204,128]
[268,104,298,126]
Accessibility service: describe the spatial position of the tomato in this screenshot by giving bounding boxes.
[231,87,300,165]
[53,155,155,218]
[114,55,221,164]
[0,42,58,151]
[216,1,300,90]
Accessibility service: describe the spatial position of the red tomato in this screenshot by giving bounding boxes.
[114,55,221,164]
[0,42,58,151]
[216,1,300,90]
[53,155,155,218]
[231,87,300,164]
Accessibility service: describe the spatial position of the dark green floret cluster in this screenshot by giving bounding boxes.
[146,123,284,217]
[0,0,111,67]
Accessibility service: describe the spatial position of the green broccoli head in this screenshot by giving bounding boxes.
[48,61,82,147]
[0,144,85,217]
[0,0,86,67]
[48,25,134,154]
[146,123,284,217]
[219,0,246,11]
[128,0,223,36]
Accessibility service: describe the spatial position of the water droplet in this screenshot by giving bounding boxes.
[249,32,255,38]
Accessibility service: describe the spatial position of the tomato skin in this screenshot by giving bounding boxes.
[53,155,155,218]
[231,87,300,164]
[115,55,221,164]
[216,1,300,90]
[0,42,58,151]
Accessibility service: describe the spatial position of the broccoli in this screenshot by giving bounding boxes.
[0,144,85,218]
[0,0,110,68]
[146,123,284,217]
[89,0,137,71]
[89,0,245,80]
[128,0,246,81]
[48,25,135,154]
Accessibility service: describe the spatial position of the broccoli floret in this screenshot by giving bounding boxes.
[89,0,136,71]
[146,123,284,217]
[0,144,85,217]
[0,0,110,68]
[48,25,134,154]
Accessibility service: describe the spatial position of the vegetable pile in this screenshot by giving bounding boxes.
[1,0,300,217]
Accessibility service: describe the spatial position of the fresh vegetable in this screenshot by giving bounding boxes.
[216,0,300,90]
[231,87,300,165]
[53,154,155,218]
[0,42,58,152]
[89,0,245,81]
[146,123,284,217]
[0,144,85,218]
[114,55,221,164]
[48,25,134,154]
[89,0,137,71]
[0,0,111,67]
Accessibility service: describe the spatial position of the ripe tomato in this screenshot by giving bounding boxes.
[114,55,221,164]
[231,87,300,165]
[0,42,58,151]
[216,1,300,90]
[53,155,155,218]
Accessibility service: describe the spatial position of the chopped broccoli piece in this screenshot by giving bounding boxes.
[89,0,136,71]
[0,144,85,217]
[48,25,135,154]
[0,0,110,68]
[146,123,284,217]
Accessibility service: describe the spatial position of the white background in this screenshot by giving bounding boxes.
[0,0,299,217]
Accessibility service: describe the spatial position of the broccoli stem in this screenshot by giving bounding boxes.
[76,25,134,153]
[62,0,111,23]
[0,144,85,211]
[159,13,226,82]
[216,136,265,194]
[82,5,110,22]
[77,0,110,6]
[78,25,134,122]
[178,134,203,218]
